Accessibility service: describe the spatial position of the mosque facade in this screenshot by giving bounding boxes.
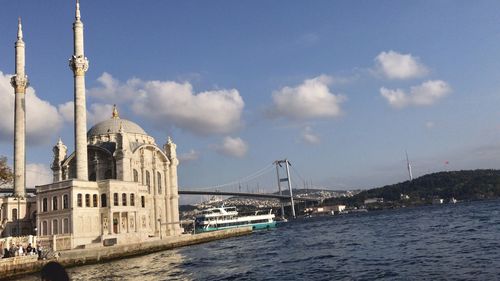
[1,1,183,249]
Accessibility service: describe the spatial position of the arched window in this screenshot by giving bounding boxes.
[77,194,82,207]
[52,219,58,235]
[133,169,139,182]
[101,194,107,207]
[85,194,90,207]
[63,218,69,234]
[52,196,58,211]
[130,194,135,206]
[146,171,151,192]
[122,193,127,206]
[157,172,162,194]
[42,221,48,236]
[63,194,69,209]
[93,194,98,207]
[42,198,48,212]
[12,208,18,220]
[113,193,119,206]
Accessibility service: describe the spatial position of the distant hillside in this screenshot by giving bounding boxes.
[324,169,500,207]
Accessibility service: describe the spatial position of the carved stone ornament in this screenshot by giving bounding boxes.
[10,75,29,91]
[69,55,89,75]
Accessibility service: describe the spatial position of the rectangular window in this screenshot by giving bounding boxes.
[130,194,135,206]
[113,193,119,206]
[77,194,82,207]
[93,194,98,207]
[122,193,127,206]
[52,196,58,211]
[63,194,69,209]
[85,194,90,207]
[141,196,145,208]
[42,198,48,212]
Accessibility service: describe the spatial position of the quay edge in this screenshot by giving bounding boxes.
[0,227,252,280]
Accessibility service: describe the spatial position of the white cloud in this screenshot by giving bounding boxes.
[375,51,428,80]
[0,71,63,144]
[300,126,321,144]
[26,163,52,188]
[178,149,200,163]
[59,101,116,126]
[89,73,245,136]
[380,80,451,109]
[214,136,248,158]
[271,75,346,121]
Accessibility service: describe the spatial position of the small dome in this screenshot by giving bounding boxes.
[87,118,147,137]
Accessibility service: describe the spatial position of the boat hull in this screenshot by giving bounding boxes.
[195,221,277,233]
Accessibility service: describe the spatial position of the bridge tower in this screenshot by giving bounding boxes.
[274,159,296,218]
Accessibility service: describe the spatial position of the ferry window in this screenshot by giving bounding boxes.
[52,196,58,211]
[42,198,48,212]
[93,194,98,207]
[157,172,162,194]
[77,194,82,207]
[130,194,135,206]
[101,194,107,207]
[63,194,69,209]
[133,169,139,182]
[141,196,145,208]
[122,193,127,206]
[85,194,90,207]
[113,193,119,206]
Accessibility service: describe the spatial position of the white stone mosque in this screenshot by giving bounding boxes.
[0,1,183,250]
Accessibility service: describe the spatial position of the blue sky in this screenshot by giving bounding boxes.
[2,1,500,198]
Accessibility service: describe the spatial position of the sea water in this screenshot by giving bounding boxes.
[13,199,500,280]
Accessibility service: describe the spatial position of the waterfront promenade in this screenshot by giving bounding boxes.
[0,227,252,280]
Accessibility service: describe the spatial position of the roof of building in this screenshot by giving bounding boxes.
[87,105,148,137]
[87,118,147,137]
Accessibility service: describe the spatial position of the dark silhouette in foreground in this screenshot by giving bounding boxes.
[41,261,69,281]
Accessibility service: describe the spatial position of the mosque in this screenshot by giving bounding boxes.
[0,1,183,250]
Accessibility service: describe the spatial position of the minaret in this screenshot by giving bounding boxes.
[10,18,29,197]
[69,0,89,180]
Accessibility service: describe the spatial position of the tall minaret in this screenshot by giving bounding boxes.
[69,0,89,180]
[10,18,29,197]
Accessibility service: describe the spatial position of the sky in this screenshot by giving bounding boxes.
[2,1,500,200]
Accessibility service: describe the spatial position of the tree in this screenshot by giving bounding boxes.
[0,156,13,186]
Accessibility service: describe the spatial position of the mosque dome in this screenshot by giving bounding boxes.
[87,105,147,137]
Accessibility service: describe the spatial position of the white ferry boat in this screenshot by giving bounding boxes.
[194,206,277,233]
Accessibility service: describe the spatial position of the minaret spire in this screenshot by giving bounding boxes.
[75,0,81,21]
[69,0,89,180]
[11,17,29,197]
[17,17,23,40]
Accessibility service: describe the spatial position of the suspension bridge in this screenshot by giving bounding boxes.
[1,159,317,217]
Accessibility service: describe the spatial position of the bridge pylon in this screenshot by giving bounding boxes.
[274,159,296,219]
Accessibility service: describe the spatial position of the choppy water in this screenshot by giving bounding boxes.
[13,199,500,280]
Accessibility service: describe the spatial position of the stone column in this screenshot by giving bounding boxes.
[69,0,89,180]
[11,18,29,198]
